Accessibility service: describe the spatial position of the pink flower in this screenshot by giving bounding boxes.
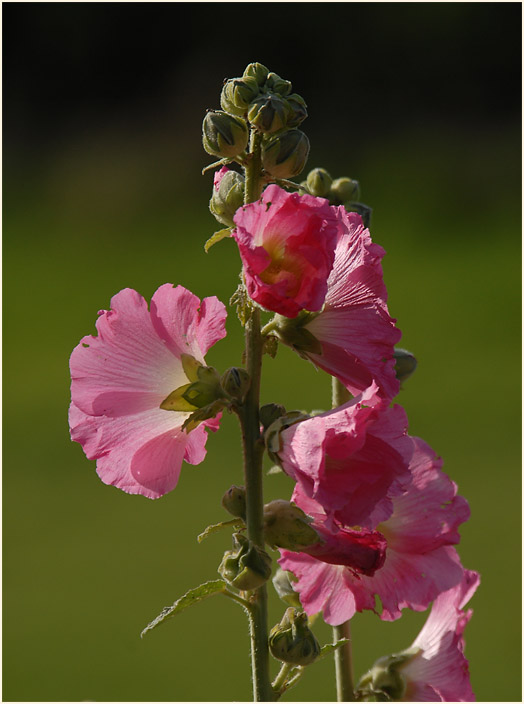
[279,437,470,625]
[400,570,479,701]
[213,165,229,191]
[274,208,401,401]
[274,386,413,530]
[69,284,227,499]
[232,184,339,318]
[357,570,479,701]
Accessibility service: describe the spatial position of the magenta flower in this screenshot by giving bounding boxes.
[279,437,470,625]
[400,569,479,701]
[274,386,413,530]
[69,284,227,499]
[275,208,401,401]
[232,184,339,318]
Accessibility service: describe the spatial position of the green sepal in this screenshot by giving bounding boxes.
[263,335,279,358]
[140,579,228,638]
[181,353,202,382]
[182,399,226,433]
[197,518,245,544]
[160,384,198,412]
[204,227,233,253]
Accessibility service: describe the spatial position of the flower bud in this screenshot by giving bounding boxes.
[272,568,302,609]
[261,129,310,179]
[306,168,333,198]
[220,77,260,116]
[393,348,418,384]
[221,485,246,519]
[263,500,319,550]
[220,366,251,402]
[259,402,287,431]
[285,93,308,127]
[248,94,290,133]
[330,177,360,204]
[243,62,269,86]
[202,110,249,158]
[356,648,421,702]
[265,72,292,96]
[218,533,272,591]
[209,169,245,227]
[269,608,320,666]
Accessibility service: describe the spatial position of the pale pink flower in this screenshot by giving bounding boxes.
[279,437,470,625]
[399,569,479,701]
[274,386,413,530]
[69,284,227,499]
[232,184,339,318]
[277,208,401,401]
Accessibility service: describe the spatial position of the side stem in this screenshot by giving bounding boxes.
[332,378,355,702]
[238,127,273,702]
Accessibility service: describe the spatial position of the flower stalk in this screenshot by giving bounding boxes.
[237,127,273,702]
[332,377,355,702]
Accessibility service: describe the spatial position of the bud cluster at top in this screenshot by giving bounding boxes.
[203,62,310,180]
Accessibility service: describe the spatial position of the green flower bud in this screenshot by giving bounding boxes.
[220,77,260,116]
[248,94,290,134]
[265,71,292,96]
[272,568,302,609]
[393,348,417,384]
[259,402,287,432]
[306,167,333,198]
[263,500,319,550]
[221,485,246,519]
[202,110,248,158]
[262,129,310,179]
[243,62,269,86]
[330,177,360,204]
[218,533,272,591]
[269,608,320,666]
[356,648,421,702]
[209,169,245,227]
[285,93,308,127]
[220,366,251,402]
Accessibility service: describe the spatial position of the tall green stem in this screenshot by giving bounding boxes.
[332,378,355,702]
[238,128,273,702]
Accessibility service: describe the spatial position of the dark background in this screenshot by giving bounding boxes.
[3,2,521,702]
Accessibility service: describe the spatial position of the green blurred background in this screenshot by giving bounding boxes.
[3,3,521,701]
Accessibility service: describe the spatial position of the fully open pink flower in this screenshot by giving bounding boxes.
[69,284,227,499]
[275,208,401,401]
[274,386,413,529]
[398,569,479,701]
[232,184,339,318]
[279,437,470,625]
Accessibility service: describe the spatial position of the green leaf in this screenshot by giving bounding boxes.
[204,227,232,253]
[197,518,245,543]
[140,580,227,638]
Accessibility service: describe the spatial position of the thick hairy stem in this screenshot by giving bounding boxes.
[239,127,273,702]
[332,378,355,701]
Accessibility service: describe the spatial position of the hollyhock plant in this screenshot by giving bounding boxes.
[272,207,401,401]
[69,283,227,499]
[232,183,340,318]
[270,385,413,529]
[357,570,479,701]
[279,436,470,625]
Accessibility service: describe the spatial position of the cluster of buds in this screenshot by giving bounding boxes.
[300,167,372,227]
[203,62,310,193]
